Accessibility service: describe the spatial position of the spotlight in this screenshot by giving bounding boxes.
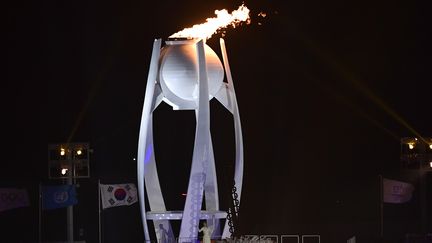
[76,149,82,155]
[60,148,66,156]
[430,162,432,168]
[408,143,415,150]
[61,168,68,175]
[429,144,432,150]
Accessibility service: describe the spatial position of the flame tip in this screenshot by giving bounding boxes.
[170,4,251,40]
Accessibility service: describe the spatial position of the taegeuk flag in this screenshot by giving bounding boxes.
[100,183,138,209]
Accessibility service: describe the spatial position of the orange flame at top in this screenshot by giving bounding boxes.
[169,4,251,40]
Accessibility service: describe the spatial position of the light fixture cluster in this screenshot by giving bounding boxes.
[402,137,432,151]
[401,137,432,170]
[48,143,91,179]
[58,147,86,157]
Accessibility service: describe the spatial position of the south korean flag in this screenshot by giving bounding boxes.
[100,183,138,209]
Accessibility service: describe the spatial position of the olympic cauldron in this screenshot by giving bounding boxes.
[137,38,244,243]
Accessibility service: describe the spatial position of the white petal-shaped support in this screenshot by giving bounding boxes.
[204,135,221,238]
[144,115,175,242]
[218,38,244,239]
[178,40,212,242]
[138,39,167,242]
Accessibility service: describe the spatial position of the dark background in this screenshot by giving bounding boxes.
[6,0,432,242]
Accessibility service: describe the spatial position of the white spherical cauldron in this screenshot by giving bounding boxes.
[158,40,224,107]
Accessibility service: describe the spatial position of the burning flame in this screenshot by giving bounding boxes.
[169,4,251,40]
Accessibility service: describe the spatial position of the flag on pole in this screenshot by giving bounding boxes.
[41,185,78,210]
[382,178,414,203]
[0,188,30,212]
[100,183,138,209]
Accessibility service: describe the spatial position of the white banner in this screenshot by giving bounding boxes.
[382,178,414,203]
[0,188,30,212]
[100,183,138,209]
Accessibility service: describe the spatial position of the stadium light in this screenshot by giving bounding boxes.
[47,142,91,243]
[61,168,68,175]
[408,143,415,150]
[48,143,90,179]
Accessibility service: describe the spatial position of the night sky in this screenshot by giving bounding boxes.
[7,0,432,242]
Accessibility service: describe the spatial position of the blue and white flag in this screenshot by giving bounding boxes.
[100,183,137,209]
[0,188,30,212]
[42,185,78,210]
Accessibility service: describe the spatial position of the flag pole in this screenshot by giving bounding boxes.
[39,182,42,243]
[98,179,102,243]
[379,174,383,238]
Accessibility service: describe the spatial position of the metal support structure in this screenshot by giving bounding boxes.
[46,143,90,243]
[400,137,432,233]
[67,155,74,243]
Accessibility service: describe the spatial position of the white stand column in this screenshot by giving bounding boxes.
[137,38,162,242]
[178,40,212,242]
